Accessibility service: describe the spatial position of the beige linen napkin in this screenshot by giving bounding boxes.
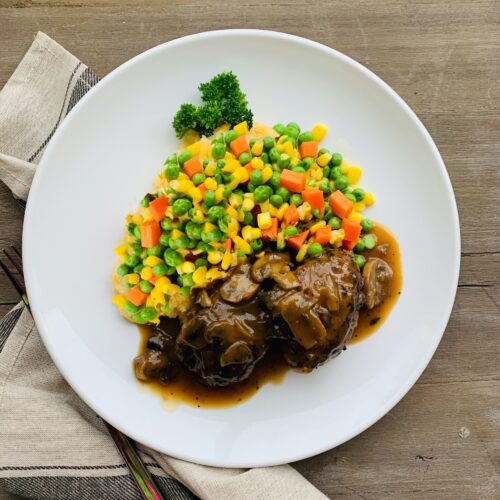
[0,32,327,500]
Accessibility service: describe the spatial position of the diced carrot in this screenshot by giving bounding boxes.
[183,157,203,178]
[261,217,278,240]
[299,141,319,159]
[342,239,357,251]
[301,188,325,214]
[287,230,310,251]
[198,184,207,196]
[329,190,354,218]
[149,275,162,285]
[342,218,362,243]
[283,204,300,225]
[224,237,232,252]
[315,226,332,246]
[280,169,306,193]
[230,136,249,157]
[148,196,169,221]
[125,286,148,307]
[140,220,161,248]
[244,163,253,177]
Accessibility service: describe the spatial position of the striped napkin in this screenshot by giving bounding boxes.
[0,32,326,500]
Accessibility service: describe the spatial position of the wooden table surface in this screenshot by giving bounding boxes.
[0,1,499,498]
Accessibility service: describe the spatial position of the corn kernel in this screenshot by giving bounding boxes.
[221,251,232,270]
[199,139,211,159]
[290,157,299,167]
[233,236,252,253]
[191,208,204,223]
[176,180,193,194]
[165,206,174,219]
[204,177,218,191]
[186,141,200,155]
[141,208,154,222]
[237,210,245,222]
[226,206,238,219]
[355,201,366,212]
[347,166,363,184]
[241,225,253,241]
[276,202,289,220]
[204,163,215,176]
[145,255,162,267]
[317,153,331,167]
[114,243,128,260]
[250,157,264,170]
[222,159,239,173]
[177,248,190,257]
[231,252,238,267]
[215,187,224,204]
[150,288,166,306]
[364,192,375,206]
[130,213,143,225]
[234,121,248,135]
[251,140,263,156]
[283,141,295,157]
[312,123,328,141]
[349,211,363,223]
[140,267,153,281]
[260,201,270,213]
[154,277,170,289]
[206,267,226,281]
[340,160,350,174]
[261,166,273,183]
[208,251,223,265]
[188,187,202,204]
[192,266,207,285]
[236,166,249,183]
[126,273,140,285]
[229,194,241,209]
[268,204,278,216]
[315,168,323,181]
[112,295,126,309]
[182,130,200,146]
[330,229,345,246]
[171,228,184,240]
[298,202,312,221]
[255,251,265,258]
[242,198,255,212]
[228,171,241,190]
[251,227,262,239]
[257,212,272,229]
[182,261,195,274]
[163,283,180,295]
[203,222,217,233]
[227,219,240,237]
[310,220,326,234]
[296,243,310,263]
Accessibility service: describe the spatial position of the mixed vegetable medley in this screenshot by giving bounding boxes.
[112,74,378,326]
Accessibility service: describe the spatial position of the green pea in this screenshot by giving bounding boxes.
[243,212,253,225]
[218,217,229,233]
[181,273,194,287]
[361,218,373,232]
[254,185,270,203]
[204,190,216,207]
[353,254,366,268]
[206,229,223,243]
[302,157,314,170]
[285,226,299,237]
[225,130,239,144]
[213,173,222,185]
[307,242,323,257]
[172,198,192,216]
[195,258,208,268]
[261,152,269,164]
[164,249,182,267]
[175,219,186,231]
[196,242,211,253]
[345,192,357,203]
[353,188,365,201]
[117,264,130,277]
[127,222,137,236]
[125,254,140,267]
[354,239,365,252]
[192,172,206,186]
[291,166,305,174]
[319,179,331,194]
[202,158,211,168]
[318,147,330,156]
[164,162,179,180]
[250,170,264,185]
[207,205,225,222]
[330,152,343,166]
[180,286,191,296]
[298,131,314,143]
[263,137,274,151]
[290,194,303,206]
[173,235,190,249]
[238,152,252,165]
[275,187,290,202]
[312,209,321,219]
[164,153,177,165]
[185,222,202,240]
[123,300,139,314]
[247,182,256,193]
[129,243,142,255]
[323,205,332,220]
[266,171,280,189]
[285,126,299,138]
[133,264,145,274]
[273,123,286,135]
[270,194,283,207]
[216,159,226,169]
[187,239,197,249]
[212,143,226,159]
[323,166,331,179]
[212,135,225,145]
[269,148,281,163]
[178,150,192,165]
[278,156,291,169]
[223,186,232,198]
[363,234,377,250]
[139,280,154,293]
[250,238,263,251]
[329,166,341,180]
[147,245,162,257]
[152,262,169,276]
[160,218,173,231]
[328,216,341,229]
[335,176,349,190]
[139,307,157,322]
[140,194,153,208]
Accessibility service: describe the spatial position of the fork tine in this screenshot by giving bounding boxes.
[12,246,22,259]
[0,257,25,298]
[4,248,23,276]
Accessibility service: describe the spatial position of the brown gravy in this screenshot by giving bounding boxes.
[136,222,402,408]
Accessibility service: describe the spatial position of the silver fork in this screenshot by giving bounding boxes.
[0,246,165,500]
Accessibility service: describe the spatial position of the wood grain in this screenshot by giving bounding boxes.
[0,0,499,498]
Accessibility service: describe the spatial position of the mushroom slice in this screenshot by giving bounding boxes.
[362,257,393,309]
[220,341,254,367]
[220,262,260,303]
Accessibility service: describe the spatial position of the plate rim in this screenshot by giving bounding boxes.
[23,29,461,467]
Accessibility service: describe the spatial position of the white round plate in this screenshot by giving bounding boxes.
[23,30,460,467]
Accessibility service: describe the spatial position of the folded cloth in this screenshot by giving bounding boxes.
[0,32,327,500]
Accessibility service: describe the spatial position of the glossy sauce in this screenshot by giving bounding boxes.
[136,222,402,408]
